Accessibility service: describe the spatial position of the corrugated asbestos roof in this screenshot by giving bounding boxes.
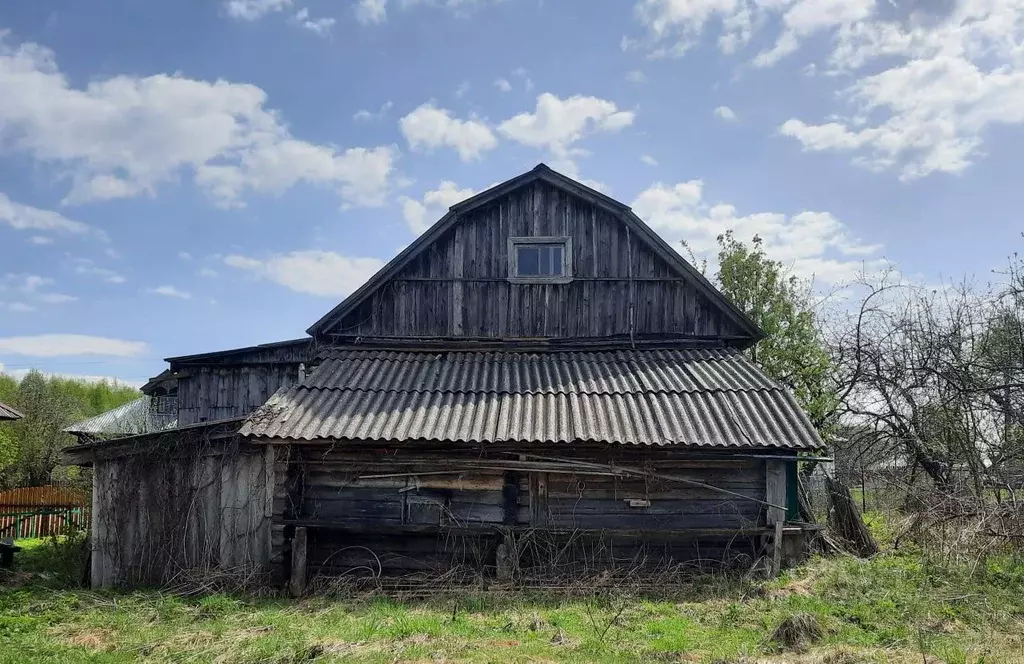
[65,396,177,437]
[240,348,823,450]
[0,401,23,421]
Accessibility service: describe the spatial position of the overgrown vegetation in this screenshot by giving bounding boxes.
[3,530,1023,663]
[0,371,138,487]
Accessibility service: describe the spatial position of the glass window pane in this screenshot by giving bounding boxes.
[517,246,540,275]
[515,242,566,278]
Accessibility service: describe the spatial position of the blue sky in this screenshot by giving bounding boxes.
[0,0,1022,386]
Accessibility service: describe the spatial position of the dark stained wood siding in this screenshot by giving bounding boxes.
[177,365,300,426]
[171,343,318,426]
[325,181,744,340]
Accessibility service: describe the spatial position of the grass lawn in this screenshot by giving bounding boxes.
[1,538,1023,663]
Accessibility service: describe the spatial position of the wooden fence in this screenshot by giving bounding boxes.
[0,485,90,539]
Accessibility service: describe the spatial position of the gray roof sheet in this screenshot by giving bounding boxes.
[65,397,177,437]
[0,401,23,421]
[240,348,823,450]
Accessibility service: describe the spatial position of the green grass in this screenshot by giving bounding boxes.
[2,537,1023,663]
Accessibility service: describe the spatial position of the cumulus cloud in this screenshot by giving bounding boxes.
[714,105,738,121]
[0,35,397,208]
[353,101,393,121]
[148,285,192,299]
[355,0,387,24]
[399,181,476,235]
[72,258,126,284]
[223,250,384,297]
[224,0,292,20]
[494,78,512,92]
[631,179,885,284]
[0,194,107,241]
[629,0,1024,180]
[399,103,498,161]
[498,93,635,175]
[640,154,659,166]
[0,334,148,357]
[292,8,335,35]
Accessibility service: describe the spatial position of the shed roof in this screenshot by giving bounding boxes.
[0,401,23,421]
[239,347,823,450]
[65,396,177,438]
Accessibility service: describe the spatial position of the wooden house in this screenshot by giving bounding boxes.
[65,165,824,589]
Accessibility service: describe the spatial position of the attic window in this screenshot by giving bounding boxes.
[508,236,572,283]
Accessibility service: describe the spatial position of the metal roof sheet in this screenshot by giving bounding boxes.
[239,348,823,450]
[0,401,23,421]
[65,396,177,437]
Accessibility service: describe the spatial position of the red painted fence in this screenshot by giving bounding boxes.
[0,485,90,539]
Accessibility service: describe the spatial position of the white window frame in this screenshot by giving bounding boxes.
[507,236,573,284]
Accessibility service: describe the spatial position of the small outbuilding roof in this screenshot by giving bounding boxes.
[65,396,177,438]
[240,347,823,450]
[0,401,23,421]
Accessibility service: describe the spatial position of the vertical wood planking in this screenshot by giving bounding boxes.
[765,460,787,525]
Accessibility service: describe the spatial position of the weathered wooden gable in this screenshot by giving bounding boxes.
[311,166,760,344]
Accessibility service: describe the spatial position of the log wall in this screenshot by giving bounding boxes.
[279,446,775,580]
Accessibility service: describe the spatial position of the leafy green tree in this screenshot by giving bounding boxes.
[714,232,836,438]
[0,371,139,487]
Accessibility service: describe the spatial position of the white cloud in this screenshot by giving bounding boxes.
[292,8,336,35]
[631,179,885,283]
[178,252,193,261]
[28,236,53,245]
[498,93,635,175]
[72,258,126,284]
[355,0,388,24]
[494,78,512,92]
[626,70,647,83]
[0,194,106,241]
[782,46,1024,179]
[4,274,54,293]
[631,0,750,57]
[3,302,35,313]
[353,101,393,121]
[0,35,397,208]
[629,0,1024,180]
[223,250,384,297]
[37,292,77,304]
[0,334,147,357]
[714,105,738,122]
[399,103,498,161]
[753,0,875,67]
[455,81,470,98]
[199,267,219,278]
[640,154,659,166]
[149,285,192,299]
[224,0,292,20]
[399,181,476,234]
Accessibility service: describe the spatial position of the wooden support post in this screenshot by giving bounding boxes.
[771,521,784,577]
[289,526,308,597]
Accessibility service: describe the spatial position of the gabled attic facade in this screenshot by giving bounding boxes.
[311,164,761,346]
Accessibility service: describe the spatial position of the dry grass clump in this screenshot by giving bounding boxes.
[769,612,824,652]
